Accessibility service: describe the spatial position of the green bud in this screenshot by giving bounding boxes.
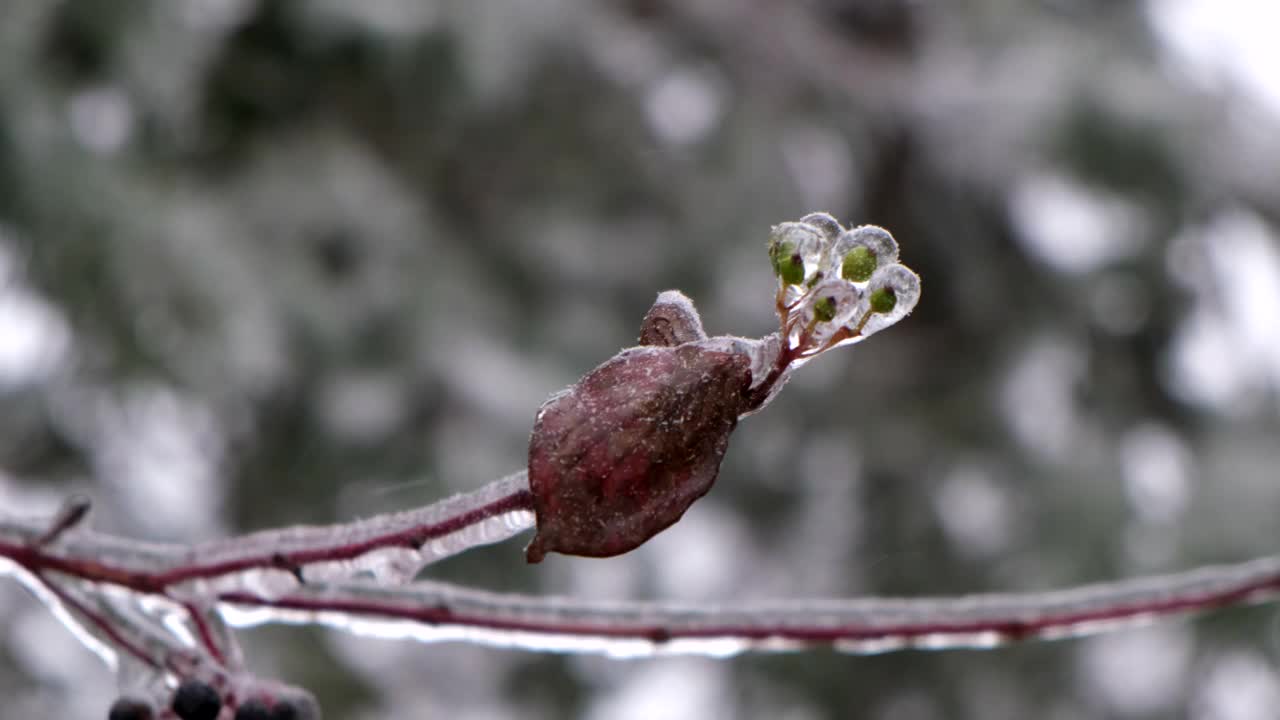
[770,241,805,285]
[813,296,837,322]
[869,287,897,314]
[841,246,877,283]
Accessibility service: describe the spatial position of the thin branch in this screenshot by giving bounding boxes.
[6,480,1280,659]
[0,470,534,593]
[211,553,1280,657]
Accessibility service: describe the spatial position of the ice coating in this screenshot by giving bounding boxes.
[859,264,921,338]
[0,469,535,594]
[174,470,534,585]
[791,279,862,350]
[769,221,829,304]
[761,215,919,365]
[798,212,843,243]
[640,290,709,346]
[827,224,900,280]
[0,211,931,698]
[216,552,1280,659]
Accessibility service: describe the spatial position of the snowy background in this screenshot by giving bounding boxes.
[2,1,1280,718]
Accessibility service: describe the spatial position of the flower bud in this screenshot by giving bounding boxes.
[859,264,921,338]
[638,290,707,347]
[526,342,752,562]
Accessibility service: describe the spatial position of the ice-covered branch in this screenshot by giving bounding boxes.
[8,492,1280,663]
[0,472,534,717]
[215,553,1280,658]
[0,470,533,594]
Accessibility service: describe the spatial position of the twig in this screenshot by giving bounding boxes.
[212,553,1280,656]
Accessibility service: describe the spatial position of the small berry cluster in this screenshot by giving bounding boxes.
[108,678,316,720]
[767,212,919,362]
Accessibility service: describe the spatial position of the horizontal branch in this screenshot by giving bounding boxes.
[216,553,1280,657]
[6,469,1280,665]
[0,471,534,594]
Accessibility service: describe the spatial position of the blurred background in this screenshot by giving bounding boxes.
[2,1,1280,718]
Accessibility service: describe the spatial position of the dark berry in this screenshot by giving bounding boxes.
[108,697,154,720]
[234,699,271,720]
[235,698,306,720]
[269,700,301,720]
[171,679,221,720]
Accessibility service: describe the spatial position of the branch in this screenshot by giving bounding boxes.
[0,470,534,595]
[217,553,1280,657]
[7,479,1280,661]
[0,472,534,714]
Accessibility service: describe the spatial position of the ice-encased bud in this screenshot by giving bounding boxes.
[798,212,842,243]
[639,290,708,347]
[769,238,804,285]
[830,225,898,282]
[813,296,837,322]
[792,279,861,349]
[841,246,876,283]
[769,221,827,287]
[858,264,920,338]
[526,342,752,562]
[870,287,897,314]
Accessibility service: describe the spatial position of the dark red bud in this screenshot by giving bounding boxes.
[526,343,751,562]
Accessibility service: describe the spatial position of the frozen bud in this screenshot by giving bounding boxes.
[870,286,897,314]
[858,264,920,338]
[813,296,838,322]
[841,246,876,282]
[768,237,805,285]
[792,279,861,349]
[798,212,843,243]
[639,290,707,347]
[831,225,899,282]
[768,221,827,286]
[526,342,752,562]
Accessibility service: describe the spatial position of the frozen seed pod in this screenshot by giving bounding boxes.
[798,211,843,243]
[856,264,921,338]
[526,342,752,562]
[830,225,899,282]
[791,279,861,350]
[768,221,829,289]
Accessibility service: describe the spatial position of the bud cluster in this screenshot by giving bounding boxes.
[768,213,920,365]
